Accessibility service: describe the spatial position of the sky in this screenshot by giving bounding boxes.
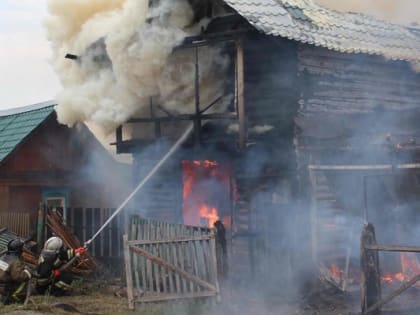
[1,0,420,111]
[0,0,61,110]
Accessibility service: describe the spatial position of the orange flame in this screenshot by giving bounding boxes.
[182,160,228,228]
[381,253,420,284]
[199,205,219,227]
[329,264,343,277]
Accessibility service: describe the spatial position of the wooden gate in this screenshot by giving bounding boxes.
[123,216,220,309]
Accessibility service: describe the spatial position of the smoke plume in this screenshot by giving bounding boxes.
[46,0,229,132]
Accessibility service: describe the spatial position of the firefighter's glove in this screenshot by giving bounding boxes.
[53,269,61,279]
[75,247,87,255]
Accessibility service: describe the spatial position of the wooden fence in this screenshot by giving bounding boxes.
[124,216,220,309]
[65,208,125,258]
[0,212,30,237]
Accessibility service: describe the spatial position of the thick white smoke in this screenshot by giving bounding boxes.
[46,0,230,132]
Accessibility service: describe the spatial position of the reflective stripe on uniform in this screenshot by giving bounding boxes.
[0,260,9,272]
[54,280,71,290]
[36,278,51,286]
[11,282,26,302]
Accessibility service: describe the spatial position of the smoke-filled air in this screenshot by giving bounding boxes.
[45,0,229,132]
[315,0,420,26]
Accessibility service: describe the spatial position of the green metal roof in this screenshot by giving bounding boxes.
[0,101,55,162]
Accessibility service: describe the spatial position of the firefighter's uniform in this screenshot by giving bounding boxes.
[35,236,86,296]
[0,239,31,304]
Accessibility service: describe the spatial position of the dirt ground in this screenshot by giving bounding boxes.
[1,279,419,315]
[0,282,355,315]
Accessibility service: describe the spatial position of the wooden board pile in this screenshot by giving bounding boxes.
[46,210,96,274]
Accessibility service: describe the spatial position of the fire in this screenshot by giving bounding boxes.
[182,160,231,228]
[329,264,344,277]
[381,253,420,284]
[199,205,219,227]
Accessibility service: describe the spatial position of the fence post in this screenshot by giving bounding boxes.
[123,234,135,310]
[361,224,381,315]
[210,231,221,303]
[36,203,45,253]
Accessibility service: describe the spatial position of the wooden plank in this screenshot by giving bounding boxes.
[170,224,181,294]
[100,208,104,257]
[127,235,213,245]
[236,39,246,150]
[131,217,141,295]
[186,240,195,293]
[146,222,153,293]
[364,244,420,253]
[130,245,217,292]
[309,169,318,264]
[152,223,161,294]
[108,209,113,257]
[158,222,167,294]
[193,236,203,292]
[123,234,135,310]
[177,225,187,293]
[209,233,221,302]
[136,290,216,303]
[308,163,420,171]
[165,223,175,293]
[360,224,381,315]
[139,220,147,293]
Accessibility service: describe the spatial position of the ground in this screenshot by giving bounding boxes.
[0,281,354,315]
[1,278,418,315]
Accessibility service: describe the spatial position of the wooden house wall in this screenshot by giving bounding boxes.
[0,115,130,228]
[295,45,420,272]
[296,44,420,163]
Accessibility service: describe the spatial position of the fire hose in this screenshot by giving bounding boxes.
[83,124,193,248]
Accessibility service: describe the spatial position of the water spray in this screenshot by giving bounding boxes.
[84,123,194,247]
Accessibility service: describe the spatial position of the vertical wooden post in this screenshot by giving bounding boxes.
[308,169,318,264]
[36,203,45,253]
[210,231,221,302]
[194,47,201,146]
[116,126,123,154]
[236,39,246,150]
[150,97,161,138]
[123,234,135,310]
[361,224,381,315]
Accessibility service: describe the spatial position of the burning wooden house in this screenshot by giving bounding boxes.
[51,0,420,309]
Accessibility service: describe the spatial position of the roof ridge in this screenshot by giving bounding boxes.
[0,100,56,117]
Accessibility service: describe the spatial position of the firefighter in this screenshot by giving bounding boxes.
[0,238,32,304]
[35,236,86,296]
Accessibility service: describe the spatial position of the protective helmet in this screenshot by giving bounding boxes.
[7,238,24,254]
[44,236,64,252]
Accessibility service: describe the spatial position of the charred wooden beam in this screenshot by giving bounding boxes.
[236,39,246,150]
[309,163,420,170]
[364,244,420,253]
[127,112,237,123]
[194,46,201,145]
[361,224,381,315]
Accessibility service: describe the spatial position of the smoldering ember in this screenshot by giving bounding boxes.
[3,0,420,314]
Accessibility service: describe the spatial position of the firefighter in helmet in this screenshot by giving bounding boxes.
[35,236,86,296]
[0,238,32,304]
